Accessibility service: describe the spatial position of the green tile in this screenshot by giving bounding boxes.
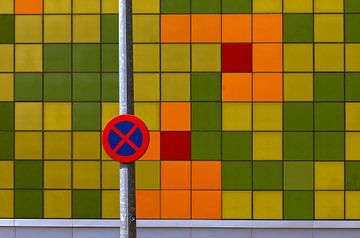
[192,102,221,131]
[346,162,360,190]
[102,44,118,72]
[191,73,221,101]
[0,131,13,160]
[222,0,251,13]
[222,132,252,160]
[345,0,360,13]
[135,161,160,189]
[0,102,13,130]
[284,191,313,220]
[73,73,101,101]
[191,132,221,160]
[283,14,313,43]
[284,132,313,161]
[284,102,313,131]
[161,0,190,13]
[346,73,360,101]
[102,73,119,101]
[0,15,14,43]
[73,102,101,130]
[44,73,71,101]
[284,161,313,190]
[314,73,344,101]
[73,190,101,219]
[192,0,221,13]
[315,132,344,160]
[314,102,344,131]
[102,15,118,43]
[44,44,71,72]
[73,44,100,72]
[15,161,42,189]
[15,190,43,218]
[222,161,252,190]
[253,161,283,190]
[15,73,42,101]
[346,14,360,42]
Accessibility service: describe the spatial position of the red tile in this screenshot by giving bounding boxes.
[222,43,252,73]
[161,132,191,160]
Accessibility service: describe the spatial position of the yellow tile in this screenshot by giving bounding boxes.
[102,0,118,13]
[0,74,13,101]
[192,44,221,72]
[102,161,119,189]
[44,15,71,43]
[314,15,343,42]
[315,44,344,72]
[133,0,159,13]
[346,191,360,219]
[284,73,313,101]
[73,15,100,43]
[0,161,13,189]
[133,15,159,43]
[0,0,13,14]
[253,103,282,131]
[44,132,71,160]
[15,15,42,43]
[44,190,71,218]
[133,44,160,72]
[253,0,282,13]
[102,102,119,129]
[284,0,313,13]
[315,191,344,219]
[161,73,190,101]
[73,132,100,160]
[0,190,13,218]
[15,44,42,72]
[102,190,119,218]
[134,73,160,101]
[15,132,42,160]
[15,102,42,130]
[346,132,360,160]
[73,161,100,189]
[0,45,14,72]
[44,0,71,13]
[223,103,252,131]
[315,162,344,190]
[346,103,360,130]
[162,44,190,72]
[284,44,313,71]
[73,0,100,13]
[253,191,283,219]
[346,44,360,72]
[314,0,343,12]
[44,103,71,130]
[134,102,160,131]
[253,132,283,160]
[44,161,71,189]
[222,191,252,219]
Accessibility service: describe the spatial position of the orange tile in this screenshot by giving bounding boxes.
[161,15,190,43]
[253,43,283,72]
[161,190,191,219]
[191,14,221,43]
[15,0,43,14]
[192,191,221,219]
[253,73,283,102]
[222,73,252,102]
[253,14,282,43]
[161,102,191,131]
[136,190,160,219]
[222,14,251,43]
[140,132,160,161]
[161,161,191,189]
[192,161,221,190]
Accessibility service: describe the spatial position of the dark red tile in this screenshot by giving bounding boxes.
[161,132,191,160]
[222,43,252,73]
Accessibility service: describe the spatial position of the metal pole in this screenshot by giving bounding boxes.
[119,0,135,237]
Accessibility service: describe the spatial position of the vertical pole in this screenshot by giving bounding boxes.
[119,0,135,237]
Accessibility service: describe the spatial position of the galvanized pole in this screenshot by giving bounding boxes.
[119,0,136,237]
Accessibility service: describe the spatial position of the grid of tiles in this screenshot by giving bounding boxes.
[133,0,360,220]
[0,0,120,219]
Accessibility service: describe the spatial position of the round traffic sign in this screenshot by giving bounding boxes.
[102,114,150,163]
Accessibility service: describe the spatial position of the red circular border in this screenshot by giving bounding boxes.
[102,114,150,163]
